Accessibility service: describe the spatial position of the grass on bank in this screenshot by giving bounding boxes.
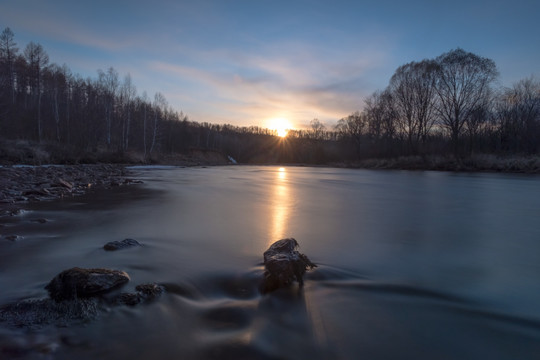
[1,138,539,173]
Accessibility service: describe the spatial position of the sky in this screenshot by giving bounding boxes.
[1,0,539,129]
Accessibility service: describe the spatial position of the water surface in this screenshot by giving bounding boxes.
[1,166,540,359]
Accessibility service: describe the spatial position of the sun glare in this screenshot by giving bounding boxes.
[268,118,292,138]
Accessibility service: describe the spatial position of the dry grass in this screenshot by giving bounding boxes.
[344,154,540,173]
[0,139,229,166]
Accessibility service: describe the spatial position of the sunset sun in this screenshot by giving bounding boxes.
[268,118,292,138]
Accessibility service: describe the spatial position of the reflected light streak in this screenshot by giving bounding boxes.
[269,167,292,246]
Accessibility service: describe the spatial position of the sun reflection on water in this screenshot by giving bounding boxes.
[269,167,292,247]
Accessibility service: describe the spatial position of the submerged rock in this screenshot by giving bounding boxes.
[115,283,165,306]
[261,238,317,293]
[103,238,141,251]
[2,235,23,242]
[115,292,141,306]
[0,282,165,329]
[0,268,164,330]
[31,218,48,224]
[135,283,165,299]
[0,298,99,329]
[45,267,130,302]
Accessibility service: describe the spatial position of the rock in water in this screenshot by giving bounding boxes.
[115,283,165,306]
[0,298,100,328]
[261,238,317,293]
[103,238,141,251]
[135,283,165,300]
[45,267,130,302]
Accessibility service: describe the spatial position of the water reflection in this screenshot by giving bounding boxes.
[269,167,292,245]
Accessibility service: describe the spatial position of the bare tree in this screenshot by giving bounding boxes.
[150,92,167,154]
[310,118,326,140]
[434,48,498,158]
[388,59,438,154]
[140,91,149,157]
[363,90,398,156]
[45,64,65,141]
[335,111,367,158]
[0,27,18,105]
[61,64,72,143]
[119,73,136,151]
[97,67,119,146]
[465,99,492,154]
[24,42,49,142]
[496,77,540,153]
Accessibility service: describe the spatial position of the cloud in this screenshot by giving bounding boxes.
[1,0,395,128]
[1,1,169,53]
[148,41,388,127]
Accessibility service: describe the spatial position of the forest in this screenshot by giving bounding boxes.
[1,27,539,167]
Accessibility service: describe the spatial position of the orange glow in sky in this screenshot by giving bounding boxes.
[268,118,292,137]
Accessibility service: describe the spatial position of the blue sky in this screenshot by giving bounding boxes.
[1,0,539,129]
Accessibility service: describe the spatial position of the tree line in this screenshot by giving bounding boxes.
[0,27,188,159]
[1,26,539,165]
[332,49,539,162]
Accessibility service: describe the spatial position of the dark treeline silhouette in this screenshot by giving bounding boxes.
[334,49,540,163]
[0,27,333,164]
[1,27,539,165]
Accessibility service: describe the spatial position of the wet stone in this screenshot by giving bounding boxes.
[1,208,25,217]
[115,283,164,306]
[115,293,141,306]
[31,218,48,224]
[0,298,100,329]
[45,267,130,302]
[261,238,317,293]
[135,283,164,300]
[103,238,141,251]
[3,235,23,242]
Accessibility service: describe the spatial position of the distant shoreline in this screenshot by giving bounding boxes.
[2,138,540,175]
[330,154,540,174]
[247,154,540,175]
[1,156,538,220]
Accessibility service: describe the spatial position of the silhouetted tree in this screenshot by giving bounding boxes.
[0,27,18,105]
[335,111,367,158]
[309,118,326,140]
[433,48,498,158]
[389,59,438,154]
[97,67,119,147]
[2,30,538,166]
[24,41,49,142]
[496,77,540,154]
[119,73,136,151]
[363,90,398,157]
[150,92,167,154]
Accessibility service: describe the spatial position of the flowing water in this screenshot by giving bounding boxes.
[1,165,540,359]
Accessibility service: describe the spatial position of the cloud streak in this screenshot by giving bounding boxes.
[2,0,396,128]
[148,41,389,127]
[6,0,536,129]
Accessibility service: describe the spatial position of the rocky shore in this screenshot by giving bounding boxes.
[0,164,141,213]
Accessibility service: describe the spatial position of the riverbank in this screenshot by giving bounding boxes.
[334,154,540,174]
[0,139,230,167]
[2,138,539,174]
[0,164,140,215]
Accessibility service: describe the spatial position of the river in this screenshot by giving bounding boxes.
[1,165,540,359]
